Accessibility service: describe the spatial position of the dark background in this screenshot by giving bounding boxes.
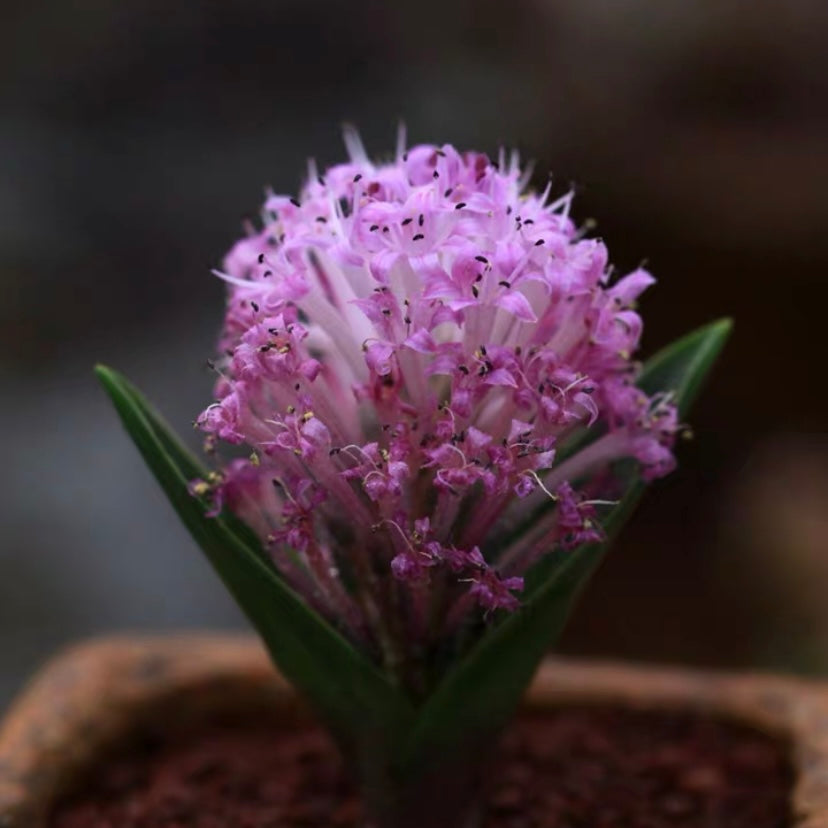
[3,0,828,708]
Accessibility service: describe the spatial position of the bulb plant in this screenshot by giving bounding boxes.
[97,129,730,828]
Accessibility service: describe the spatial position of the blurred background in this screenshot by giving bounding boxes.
[2,0,828,708]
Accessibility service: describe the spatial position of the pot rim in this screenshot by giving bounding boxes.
[2,634,828,827]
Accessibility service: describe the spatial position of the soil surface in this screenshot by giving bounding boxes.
[50,706,792,828]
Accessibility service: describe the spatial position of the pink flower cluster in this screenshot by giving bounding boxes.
[194,130,678,643]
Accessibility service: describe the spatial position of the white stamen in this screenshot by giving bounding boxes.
[523,469,559,502]
[342,123,369,165]
[395,122,407,163]
[211,269,267,291]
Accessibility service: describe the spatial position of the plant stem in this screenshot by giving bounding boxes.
[360,757,485,828]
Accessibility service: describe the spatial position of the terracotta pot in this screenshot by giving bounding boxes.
[2,634,828,827]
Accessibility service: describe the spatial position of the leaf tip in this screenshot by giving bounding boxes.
[94,363,116,383]
[698,316,734,372]
[709,316,734,343]
[94,364,131,413]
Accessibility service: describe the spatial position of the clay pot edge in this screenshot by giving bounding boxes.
[3,634,828,828]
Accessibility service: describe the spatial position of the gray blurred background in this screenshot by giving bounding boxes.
[3,0,828,708]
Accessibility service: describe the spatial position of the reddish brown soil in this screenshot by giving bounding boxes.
[50,706,792,828]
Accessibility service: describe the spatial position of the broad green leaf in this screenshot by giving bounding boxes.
[95,365,414,757]
[400,318,732,771]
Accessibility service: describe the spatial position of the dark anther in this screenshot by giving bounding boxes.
[444,188,453,197]
[353,174,363,183]
[418,214,424,227]
[471,285,479,298]
[499,280,511,288]
[535,239,545,246]
[315,216,327,223]
[263,270,272,278]
[475,273,483,283]
[455,202,467,210]
[370,224,379,232]
[432,170,439,178]
[475,255,488,264]
[289,197,301,208]
[402,218,413,226]
[251,301,259,312]
[257,253,265,264]
[338,197,351,217]
[412,233,424,241]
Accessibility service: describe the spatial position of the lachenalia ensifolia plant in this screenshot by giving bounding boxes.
[97,127,730,828]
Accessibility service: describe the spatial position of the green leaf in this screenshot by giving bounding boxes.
[113,374,265,556]
[95,365,414,756]
[637,317,733,417]
[399,317,732,771]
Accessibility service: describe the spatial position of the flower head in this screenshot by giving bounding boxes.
[194,128,679,647]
